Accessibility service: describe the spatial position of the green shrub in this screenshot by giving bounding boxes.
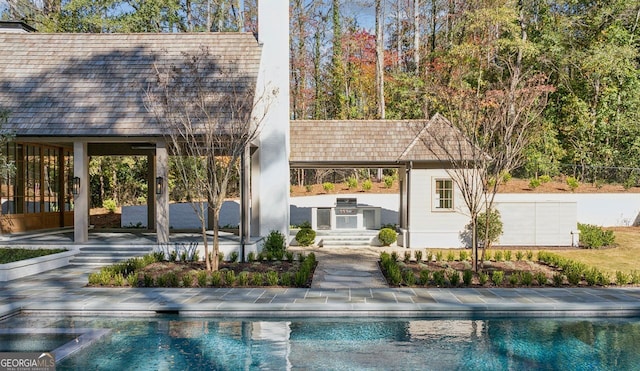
[419,270,430,285]
[484,250,492,261]
[459,250,468,261]
[285,251,294,262]
[0,248,67,264]
[529,178,541,189]
[280,272,292,286]
[403,269,416,286]
[127,273,138,287]
[446,251,455,262]
[346,176,358,189]
[237,272,249,286]
[197,271,208,287]
[217,251,224,263]
[447,269,460,286]
[520,272,533,286]
[143,274,154,287]
[432,270,446,286]
[494,250,503,262]
[463,270,473,286]
[305,184,313,192]
[263,230,287,260]
[247,251,256,262]
[403,251,411,263]
[552,273,564,286]
[515,251,524,261]
[631,270,640,285]
[501,172,512,183]
[566,176,579,191]
[295,227,316,246]
[414,250,423,262]
[102,199,117,213]
[426,250,433,262]
[390,251,399,262]
[266,271,279,286]
[509,274,519,285]
[491,271,505,286]
[578,223,615,249]
[229,251,239,263]
[253,272,265,286]
[476,209,503,249]
[378,228,397,246]
[383,175,394,188]
[435,251,443,262]
[539,174,552,183]
[504,250,512,261]
[182,273,194,287]
[526,250,534,260]
[616,271,630,286]
[478,272,489,285]
[224,270,236,286]
[362,179,373,191]
[322,182,335,193]
[535,272,547,286]
[165,272,179,287]
[584,268,599,286]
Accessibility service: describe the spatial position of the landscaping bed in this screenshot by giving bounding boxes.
[88,252,317,288]
[379,249,640,288]
[0,248,74,281]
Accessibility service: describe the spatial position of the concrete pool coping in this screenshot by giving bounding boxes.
[3,286,640,319]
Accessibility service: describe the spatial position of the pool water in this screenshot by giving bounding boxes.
[2,315,639,370]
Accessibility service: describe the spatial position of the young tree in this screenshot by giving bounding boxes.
[419,0,552,271]
[145,47,273,271]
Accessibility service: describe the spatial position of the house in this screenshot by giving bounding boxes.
[290,116,578,248]
[0,3,290,247]
[0,2,577,249]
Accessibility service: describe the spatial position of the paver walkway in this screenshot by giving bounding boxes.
[309,247,388,288]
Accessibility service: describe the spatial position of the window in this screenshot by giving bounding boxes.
[434,179,453,210]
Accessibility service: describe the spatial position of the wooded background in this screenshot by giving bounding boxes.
[2,1,639,207]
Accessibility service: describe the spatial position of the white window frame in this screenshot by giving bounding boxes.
[432,178,454,211]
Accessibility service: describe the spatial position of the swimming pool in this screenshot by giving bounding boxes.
[2,315,639,370]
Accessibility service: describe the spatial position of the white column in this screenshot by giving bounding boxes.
[155,142,169,244]
[254,0,290,238]
[73,141,89,243]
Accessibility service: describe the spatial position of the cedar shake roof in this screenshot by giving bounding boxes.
[290,113,474,166]
[0,32,261,137]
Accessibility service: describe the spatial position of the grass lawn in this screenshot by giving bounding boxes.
[552,227,640,276]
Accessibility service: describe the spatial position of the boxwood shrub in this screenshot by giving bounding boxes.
[378,228,397,246]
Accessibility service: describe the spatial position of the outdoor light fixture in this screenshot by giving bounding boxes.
[156,176,163,195]
[72,177,80,195]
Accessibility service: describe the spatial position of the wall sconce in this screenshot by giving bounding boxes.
[156,176,163,195]
[72,177,80,195]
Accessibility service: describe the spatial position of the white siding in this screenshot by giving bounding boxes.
[495,201,576,246]
[407,169,470,248]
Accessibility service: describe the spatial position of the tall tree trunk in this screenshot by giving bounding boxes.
[375,0,385,119]
[414,0,420,73]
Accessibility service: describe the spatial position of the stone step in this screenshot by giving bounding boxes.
[70,247,153,266]
[319,235,375,247]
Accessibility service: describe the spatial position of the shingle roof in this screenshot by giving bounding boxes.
[290,113,474,166]
[0,32,262,137]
